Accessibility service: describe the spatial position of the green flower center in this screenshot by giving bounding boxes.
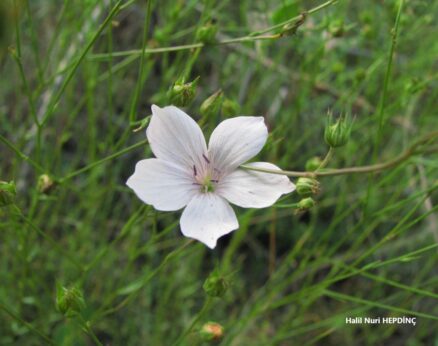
[202,176,215,193]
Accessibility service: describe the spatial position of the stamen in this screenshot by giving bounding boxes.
[202,154,210,164]
[193,165,197,176]
[211,179,219,183]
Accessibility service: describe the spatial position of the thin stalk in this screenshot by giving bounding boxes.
[129,0,153,123]
[375,0,404,149]
[0,134,45,173]
[58,139,148,183]
[14,206,84,270]
[88,0,337,61]
[173,297,213,346]
[241,131,438,178]
[316,147,334,171]
[0,302,55,345]
[41,0,124,126]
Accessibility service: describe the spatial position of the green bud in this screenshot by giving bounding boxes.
[324,112,351,148]
[203,272,228,298]
[305,157,322,171]
[196,20,218,44]
[296,197,316,211]
[200,322,224,341]
[221,98,240,117]
[200,90,223,119]
[0,181,16,207]
[168,77,199,107]
[56,285,85,317]
[37,174,55,194]
[354,68,367,83]
[296,177,320,197]
[328,19,344,38]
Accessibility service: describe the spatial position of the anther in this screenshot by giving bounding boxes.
[193,165,197,176]
[202,154,210,164]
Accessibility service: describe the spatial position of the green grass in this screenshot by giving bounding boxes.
[1,0,438,345]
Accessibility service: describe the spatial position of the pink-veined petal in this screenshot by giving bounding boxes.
[208,116,268,173]
[180,193,238,249]
[217,162,295,208]
[147,105,208,171]
[126,159,198,211]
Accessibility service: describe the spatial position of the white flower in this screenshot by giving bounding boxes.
[126,105,295,249]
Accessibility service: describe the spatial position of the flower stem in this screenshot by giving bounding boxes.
[58,139,148,183]
[0,302,54,345]
[316,147,334,171]
[173,297,213,345]
[88,0,337,61]
[241,131,438,178]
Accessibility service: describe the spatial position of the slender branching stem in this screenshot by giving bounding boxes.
[88,0,337,61]
[241,131,438,178]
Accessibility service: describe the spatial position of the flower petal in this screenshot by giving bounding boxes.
[217,162,295,208]
[208,116,268,173]
[180,193,238,249]
[126,159,198,211]
[147,105,208,171]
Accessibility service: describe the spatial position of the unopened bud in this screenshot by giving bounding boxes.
[37,174,55,194]
[200,90,223,119]
[324,112,351,148]
[305,157,322,171]
[328,19,344,37]
[296,177,320,197]
[56,285,85,317]
[168,77,199,107]
[0,181,16,207]
[296,197,315,212]
[221,98,240,117]
[200,322,224,341]
[196,20,218,44]
[203,272,228,298]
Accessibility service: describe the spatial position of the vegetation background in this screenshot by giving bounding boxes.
[1,0,437,345]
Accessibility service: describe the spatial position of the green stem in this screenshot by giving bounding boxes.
[0,134,45,173]
[93,240,193,321]
[316,147,334,171]
[58,139,148,183]
[13,205,84,270]
[173,297,213,346]
[41,0,124,126]
[129,0,153,123]
[0,302,55,345]
[77,315,103,346]
[88,0,337,61]
[241,131,438,178]
[375,0,404,150]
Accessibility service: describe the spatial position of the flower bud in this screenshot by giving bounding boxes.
[168,77,199,107]
[305,157,322,171]
[0,180,16,207]
[328,19,344,37]
[221,98,240,117]
[196,20,218,44]
[296,197,315,212]
[324,112,351,148]
[200,322,224,341]
[200,90,223,119]
[37,174,55,194]
[203,272,228,298]
[56,285,85,317]
[296,177,320,197]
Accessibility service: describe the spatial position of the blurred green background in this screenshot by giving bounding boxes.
[1,0,438,345]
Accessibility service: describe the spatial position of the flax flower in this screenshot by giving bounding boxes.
[127,105,295,248]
